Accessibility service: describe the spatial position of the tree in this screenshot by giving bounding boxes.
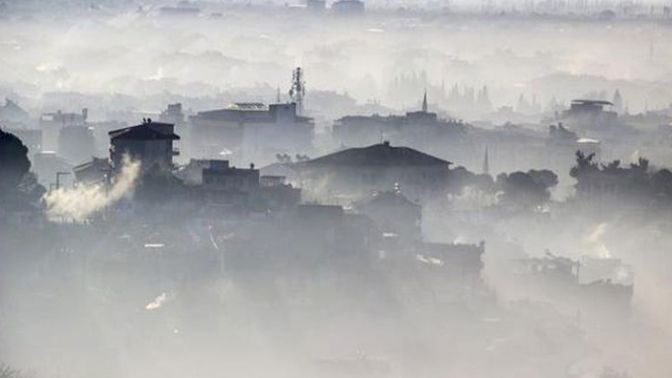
[496,170,558,209]
[0,129,30,195]
[600,159,622,174]
[17,172,46,203]
[527,169,559,189]
[650,168,672,200]
[630,157,649,172]
[446,166,494,194]
[570,150,598,179]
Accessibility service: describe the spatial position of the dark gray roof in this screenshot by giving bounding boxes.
[571,99,614,106]
[299,142,451,167]
[73,157,111,173]
[109,123,179,141]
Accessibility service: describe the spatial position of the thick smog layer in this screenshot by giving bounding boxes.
[1,1,672,378]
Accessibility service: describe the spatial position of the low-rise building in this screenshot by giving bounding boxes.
[58,125,95,165]
[259,175,301,210]
[40,108,87,151]
[332,93,466,149]
[560,99,619,132]
[72,157,112,185]
[356,189,421,243]
[189,102,314,164]
[294,141,452,202]
[108,120,180,172]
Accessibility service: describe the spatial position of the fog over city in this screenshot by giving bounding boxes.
[1,1,672,378]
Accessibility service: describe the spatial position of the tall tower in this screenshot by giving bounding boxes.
[482,147,490,175]
[289,67,305,115]
[421,90,428,112]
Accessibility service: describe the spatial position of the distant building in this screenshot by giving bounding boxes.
[414,241,485,285]
[356,189,421,243]
[40,108,87,151]
[32,151,72,188]
[332,92,466,149]
[159,103,185,125]
[294,141,452,201]
[0,98,30,124]
[72,157,111,185]
[259,175,302,210]
[514,252,633,311]
[291,204,374,257]
[177,159,300,211]
[193,160,260,210]
[224,204,375,271]
[177,158,219,185]
[560,99,618,131]
[202,161,259,193]
[189,102,314,163]
[58,125,95,165]
[331,0,364,14]
[108,120,180,172]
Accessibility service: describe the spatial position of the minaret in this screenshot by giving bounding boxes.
[422,90,428,113]
[276,87,281,103]
[482,147,490,175]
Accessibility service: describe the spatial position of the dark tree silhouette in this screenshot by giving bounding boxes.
[446,166,495,194]
[0,129,30,195]
[570,150,598,178]
[630,157,649,171]
[527,169,559,189]
[569,150,672,206]
[496,169,558,208]
[600,159,622,173]
[650,168,672,199]
[17,172,46,203]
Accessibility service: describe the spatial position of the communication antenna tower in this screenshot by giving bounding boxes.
[289,67,305,115]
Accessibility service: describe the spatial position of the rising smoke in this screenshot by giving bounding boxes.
[43,157,141,222]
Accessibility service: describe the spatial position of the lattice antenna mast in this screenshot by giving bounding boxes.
[289,67,305,115]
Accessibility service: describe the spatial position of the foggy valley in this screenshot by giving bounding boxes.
[1,1,672,378]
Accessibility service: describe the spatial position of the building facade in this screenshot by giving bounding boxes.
[294,141,452,202]
[108,120,180,172]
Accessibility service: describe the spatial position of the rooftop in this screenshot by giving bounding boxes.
[109,122,180,141]
[571,99,614,106]
[298,142,451,167]
[226,102,268,111]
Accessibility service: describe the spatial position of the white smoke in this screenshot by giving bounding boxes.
[43,157,141,222]
[585,222,612,259]
[145,292,169,311]
[449,186,500,211]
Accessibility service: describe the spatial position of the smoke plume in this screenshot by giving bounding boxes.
[43,157,141,222]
